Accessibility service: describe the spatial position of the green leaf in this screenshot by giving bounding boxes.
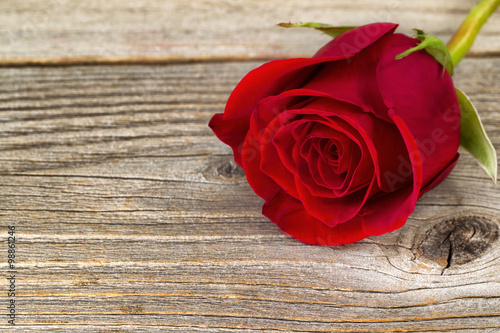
[278,22,356,38]
[395,29,454,76]
[456,88,497,183]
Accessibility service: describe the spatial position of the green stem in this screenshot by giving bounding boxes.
[447,0,500,66]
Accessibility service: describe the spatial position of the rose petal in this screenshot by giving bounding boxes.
[262,190,368,245]
[209,114,250,167]
[260,115,302,199]
[360,113,423,235]
[271,119,308,175]
[241,129,281,202]
[419,153,459,197]
[307,24,399,121]
[250,93,310,144]
[295,175,377,228]
[376,33,461,188]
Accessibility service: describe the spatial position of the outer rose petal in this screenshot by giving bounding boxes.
[361,113,423,235]
[241,129,281,202]
[294,176,377,228]
[209,114,251,167]
[314,23,397,59]
[262,190,368,245]
[376,33,460,187]
[260,114,301,199]
[307,32,394,120]
[419,153,459,197]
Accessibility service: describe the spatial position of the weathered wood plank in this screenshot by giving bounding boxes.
[0,0,500,63]
[0,60,499,331]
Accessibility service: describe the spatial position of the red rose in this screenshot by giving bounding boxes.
[209,23,460,245]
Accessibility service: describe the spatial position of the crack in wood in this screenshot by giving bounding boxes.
[441,228,454,275]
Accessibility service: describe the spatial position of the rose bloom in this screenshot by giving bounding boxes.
[209,23,460,245]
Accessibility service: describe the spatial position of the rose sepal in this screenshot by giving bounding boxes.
[278,22,356,38]
[456,88,498,183]
[395,29,454,76]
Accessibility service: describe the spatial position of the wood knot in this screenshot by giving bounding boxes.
[215,159,245,178]
[415,216,499,269]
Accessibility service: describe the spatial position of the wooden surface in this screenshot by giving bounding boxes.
[1,0,500,63]
[0,1,499,332]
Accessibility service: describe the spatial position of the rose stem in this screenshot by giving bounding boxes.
[447,0,500,66]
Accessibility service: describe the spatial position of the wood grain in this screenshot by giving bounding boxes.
[0,59,499,331]
[0,0,500,63]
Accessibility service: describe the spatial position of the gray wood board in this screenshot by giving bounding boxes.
[0,0,499,62]
[0,59,499,331]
